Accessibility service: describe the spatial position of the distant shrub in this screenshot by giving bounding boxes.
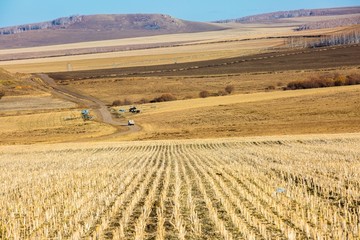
[138,98,150,104]
[112,98,133,106]
[0,90,4,100]
[123,98,133,105]
[217,90,228,96]
[285,73,360,90]
[345,74,360,85]
[225,85,235,94]
[112,100,122,106]
[199,90,210,98]
[183,95,193,100]
[150,93,177,103]
[333,73,346,86]
[265,85,276,91]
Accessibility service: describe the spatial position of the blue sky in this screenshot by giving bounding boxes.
[0,0,358,27]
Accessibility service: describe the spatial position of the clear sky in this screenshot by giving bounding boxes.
[0,0,358,28]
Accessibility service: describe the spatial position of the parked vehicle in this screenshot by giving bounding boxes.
[129,106,141,113]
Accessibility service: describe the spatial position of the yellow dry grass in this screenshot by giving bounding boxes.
[121,84,360,115]
[114,85,360,140]
[64,67,359,105]
[0,110,116,144]
[0,94,76,113]
[0,39,283,73]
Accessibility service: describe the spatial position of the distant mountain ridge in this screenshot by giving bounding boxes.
[296,15,360,31]
[215,6,360,23]
[0,15,83,35]
[0,14,224,49]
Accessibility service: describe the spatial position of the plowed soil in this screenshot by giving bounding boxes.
[49,44,360,81]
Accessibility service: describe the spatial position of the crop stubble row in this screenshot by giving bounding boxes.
[0,137,359,239]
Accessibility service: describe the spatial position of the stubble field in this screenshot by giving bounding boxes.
[0,135,359,239]
[0,93,117,145]
[0,109,116,145]
[0,13,360,240]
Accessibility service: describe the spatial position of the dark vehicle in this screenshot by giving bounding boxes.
[129,106,141,113]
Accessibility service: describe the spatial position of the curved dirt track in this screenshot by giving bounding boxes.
[37,74,141,140]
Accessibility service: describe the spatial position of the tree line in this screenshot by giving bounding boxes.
[287,31,360,48]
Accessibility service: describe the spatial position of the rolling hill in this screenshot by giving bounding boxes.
[0,68,40,96]
[0,14,225,49]
[215,6,360,23]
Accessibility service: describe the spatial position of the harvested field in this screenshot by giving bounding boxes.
[0,94,76,113]
[1,23,350,74]
[121,85,360,140]
[60,67,360,104]
[0,38,283,74]
[48,44,360,80]
[0,41,196,61]
[0,110,116,145]
[0,135,359,239]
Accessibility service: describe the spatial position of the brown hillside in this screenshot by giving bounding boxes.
[0,14,225,49]
[296,15,360,30]
[216,6,360,23]
[0,68,40,96]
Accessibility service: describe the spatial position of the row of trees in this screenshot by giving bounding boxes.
[309,31,360,48]
[112,85,236,105]
[112,93,178,106]
[296,16,360,31]
[112,98,133,106]
[284,73,360,90]
[199,85,235,98]
[287,31,360,48]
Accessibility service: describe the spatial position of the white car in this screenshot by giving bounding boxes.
[128,120,135,126]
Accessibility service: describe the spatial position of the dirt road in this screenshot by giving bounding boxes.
[37,74,141,139]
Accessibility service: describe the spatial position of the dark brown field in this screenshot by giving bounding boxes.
[49,44,360,81]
